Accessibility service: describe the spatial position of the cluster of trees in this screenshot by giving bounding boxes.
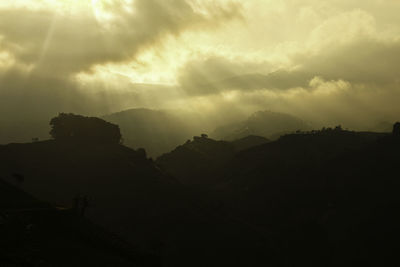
[49,113,122,144]
[290,125,345,135]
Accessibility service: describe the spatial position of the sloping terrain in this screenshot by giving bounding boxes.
[231,135,270,152]
[211,129,398,266]
[156,136,235,187]
[3,123,397,266]
[0,178,151,267]
[0,140,272,267]
[156,135,270,187]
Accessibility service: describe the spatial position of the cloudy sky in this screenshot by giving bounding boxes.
[1,0,400,141]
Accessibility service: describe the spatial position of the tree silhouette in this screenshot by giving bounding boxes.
[393,122,400,136]
[49,113,122,144]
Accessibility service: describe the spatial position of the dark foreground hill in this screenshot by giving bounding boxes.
[0,140,273,267]
[3,120,399,266]
[157,126,399,266]
[211,129,399,266]
[231,135,270,151]
[0,178,153,266]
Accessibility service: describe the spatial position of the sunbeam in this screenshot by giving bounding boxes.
[37,13,58,67]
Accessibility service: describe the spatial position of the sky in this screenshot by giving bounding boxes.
[1,0,400,141]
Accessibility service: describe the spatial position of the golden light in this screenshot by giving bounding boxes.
[91,0,114,22]
[91,0,135,23]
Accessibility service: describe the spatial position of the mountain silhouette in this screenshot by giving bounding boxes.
[156,135,235,187]
[0,140,170,245]
[0,138,273,266]
[2,113,400,266]
[210,128,398,266]
[156,126,400,266]
[0,178,156,266]
[231,135,270,151]
[156,135,270,187]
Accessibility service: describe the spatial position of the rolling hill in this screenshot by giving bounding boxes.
[0,139,273,267]
[0,178,154,266]
[156,135,269,187]
[211,129,398,266]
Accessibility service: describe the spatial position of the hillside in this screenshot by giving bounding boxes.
[231,135,270,151]
[2,115,398,266]
[156,135,235,187]
[0,177,50,210]
[210,129,398,266]
[0,140,273,267]
[212,110,311,141]
[156,135,270,187]
[156,127,399,266]
[0,178,153,266]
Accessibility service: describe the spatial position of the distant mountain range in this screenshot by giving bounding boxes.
[2,107,392,161]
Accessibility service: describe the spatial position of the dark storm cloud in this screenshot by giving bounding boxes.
[298,37,400,85]
[0,0,242,142]
[1,0,400,143]
[0,0,242,76]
